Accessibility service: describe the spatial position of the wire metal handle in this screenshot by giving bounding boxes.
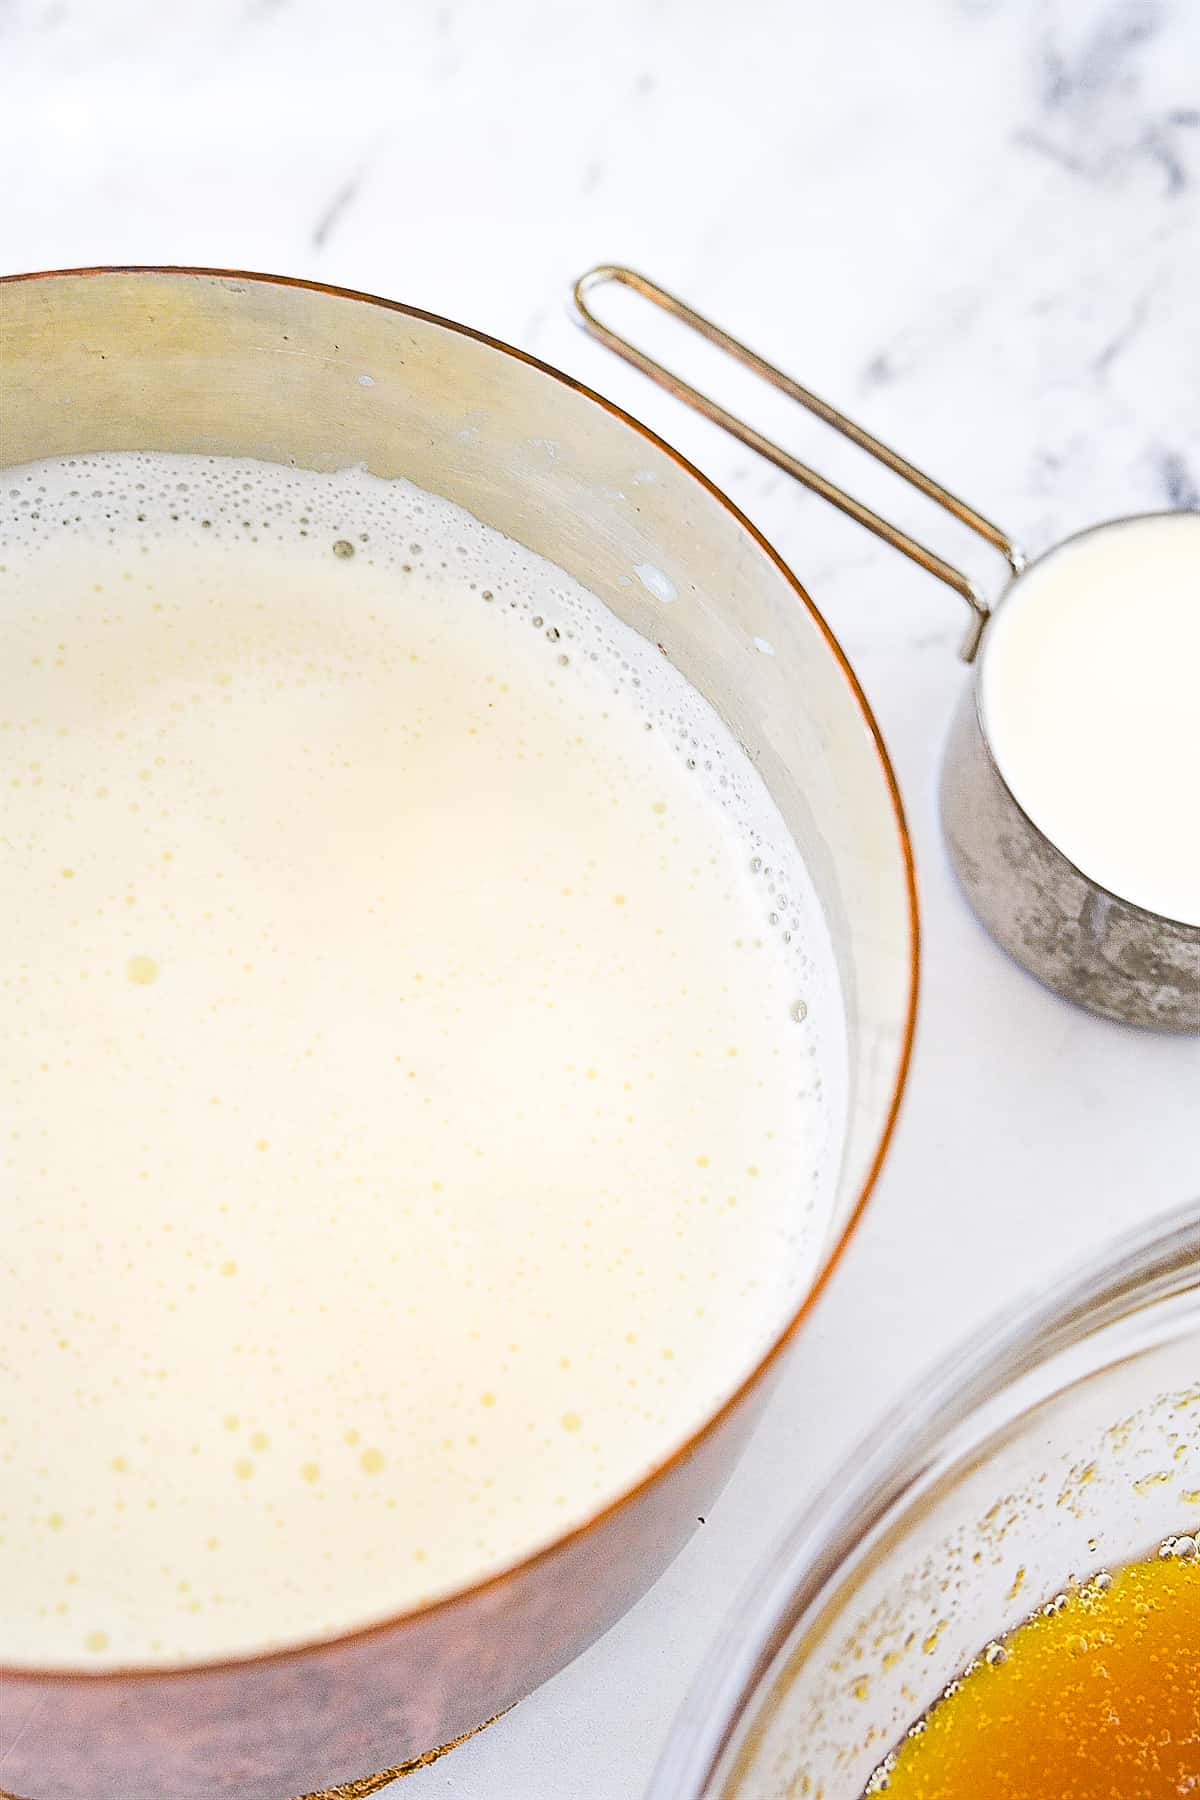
[572,265,1025,661]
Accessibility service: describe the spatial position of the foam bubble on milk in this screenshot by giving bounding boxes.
[0,452,846,1668]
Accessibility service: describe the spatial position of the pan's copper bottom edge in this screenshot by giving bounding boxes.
[295,1709,511,1798]
[0,1712,510,1800]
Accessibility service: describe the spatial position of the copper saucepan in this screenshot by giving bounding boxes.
[0,268,916,1800]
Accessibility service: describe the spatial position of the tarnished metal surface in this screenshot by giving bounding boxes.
[294,1714,504,1796]
[941,684,1200,1030]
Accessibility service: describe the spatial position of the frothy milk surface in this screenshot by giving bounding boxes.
[981,511,1200,925]
[0,453,845,1668]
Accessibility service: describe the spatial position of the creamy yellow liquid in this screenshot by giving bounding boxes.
[0,454,844,1668]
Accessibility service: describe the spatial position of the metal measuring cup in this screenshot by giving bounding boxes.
[572,267,1199,1033]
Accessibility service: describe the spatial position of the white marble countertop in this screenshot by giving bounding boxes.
[4,1,1199,1794]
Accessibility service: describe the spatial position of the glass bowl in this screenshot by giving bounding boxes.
[649,1203,1200,1799]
